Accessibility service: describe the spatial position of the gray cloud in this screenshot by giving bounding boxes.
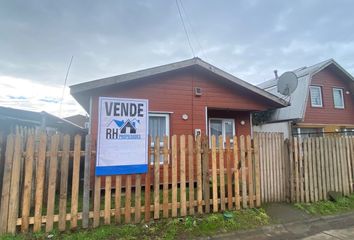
[1,0,354,88]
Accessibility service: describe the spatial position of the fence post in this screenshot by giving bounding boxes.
[201,135,210,213]
[82,134,91,228]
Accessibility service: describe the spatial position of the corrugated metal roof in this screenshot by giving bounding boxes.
[257,59,353,123]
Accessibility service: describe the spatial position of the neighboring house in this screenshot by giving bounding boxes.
[0,106,85,135]
[254,59,354,138]
[70,57,287,174]
[64,114,89,129]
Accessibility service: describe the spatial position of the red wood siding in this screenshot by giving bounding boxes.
[303,68,354,125]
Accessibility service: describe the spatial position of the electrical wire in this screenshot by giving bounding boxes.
[175,0,195,58]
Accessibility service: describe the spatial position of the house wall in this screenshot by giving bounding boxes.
[253,121,290,139]
[303,68,354,131]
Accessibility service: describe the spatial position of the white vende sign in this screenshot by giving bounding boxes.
[96,97,149,175]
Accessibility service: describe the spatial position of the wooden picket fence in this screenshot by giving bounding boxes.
[0,133,261,234]
[289,136,354,203]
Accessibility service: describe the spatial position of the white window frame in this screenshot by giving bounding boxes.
[149,112,170,164]
[333,88,345,109]
[309,86,323,107]
[208,118,235,147]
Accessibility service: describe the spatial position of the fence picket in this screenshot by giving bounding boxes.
[45,134,59,232]
[59,135,70,231]
[144,136,152,222]
[332,136,339,192]
[308,138,314,202]
[71,135,81,229]
[299,137,304,203]
[93,176,101,228]
[202,136,210,213]
[0,134,14,234]
[233,136,240,210]
[247,135,254,208]
[254,134,261,207]
[171,135,178,217]
[104,176,111,225]
[154,136,160,219]
[180,135,186,217]
[135,175,141,223]
[195,136,203,214]
[125,175,132,223]
[21,134,34,232]
[226,137,233,210]
[115,176,122,223]
[219,135,225,211]
[294,137,299,203]
[163,136,169,218]
[303,138,309,203]
[188,135,195,215]
[211,135,218,213]
[346,137,353,194]
[33,134,47,232]
[7,134,22,234]
[320,138,326,199]
[240,136,247,208]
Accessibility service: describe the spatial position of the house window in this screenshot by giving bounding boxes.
[333,88,344,109]
[341,128,354,136]
[292,127,324,138]
[209,118,235,147]
[149,113,170,163]
[309,86,323,107]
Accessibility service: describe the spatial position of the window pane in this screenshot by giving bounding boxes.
[149,116,166,140]
[210,120,222,146]
[310,87,322,107]
[333,89,344,108]
[224,120,233,138]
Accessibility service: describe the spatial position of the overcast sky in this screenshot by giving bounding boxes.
[1,0,354,117]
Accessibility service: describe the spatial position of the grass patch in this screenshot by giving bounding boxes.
[295,194,354,216]
[1,208,270,240]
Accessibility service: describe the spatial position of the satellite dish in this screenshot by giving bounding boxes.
[277,71,298,96]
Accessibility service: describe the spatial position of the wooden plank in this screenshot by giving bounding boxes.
[254,134,261,207]
[219,135,225,211]
[59,135,70,231]
[303,138,309,203]
[211,135,218,212]
[258,134,265,203]
[294,137,299,203]
[188,135,195,215]
[33,133,47,232]
[180,135,187,216]
[283,139,290,202]
[274,134,280,202]
[226,136,233,210]
[341,138,349,195]
[171,135,178,217]
[125,175,132,223]
[45,134,59,233]
[154,136,160,219]
[202,135,210,213]
[21,134,34,232]
[317,138,323,200]
[233,136,240,210]
[247,135,254,208]
[104,176,111,224]
[163,136,169,218]
[346,137,353,194]
[93,176,101,228]
[195,135,203,214]
[240,135,247,208]
[7,134,22,234]
[115,175,122,223]
[351,137,354,193]
[333,136,339,192]
[320,137,327,199]
[71,135,81,229]
[0,134,14,234]
[308,138,314,202]
[289,136,294,203]
[299,137,304,203]
[312,138,318,201]
[82,134,91,229]
[135,174,141,223]
[323,137,330,196]
[328,137,334,192]
[144,136,152,222]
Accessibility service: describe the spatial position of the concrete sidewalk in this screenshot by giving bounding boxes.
[206,211,354,240]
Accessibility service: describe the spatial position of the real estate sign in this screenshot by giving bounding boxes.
[96,97,149,175]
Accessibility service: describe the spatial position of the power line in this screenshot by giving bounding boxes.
[178,0,207,59]
[175,0,195,58]
[59,55,74,117]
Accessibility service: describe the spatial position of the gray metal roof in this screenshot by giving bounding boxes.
[258,59,354,123]
[70,57,288,111]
